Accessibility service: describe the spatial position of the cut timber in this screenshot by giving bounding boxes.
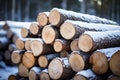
[49,8,117,26]
[37,12,49,26]
[69,51,90,72]
[18,63,29,77]
[25,39,31,50]
[29,67,41,80]
[8,74,22,80]
[40,69,51,80]
[53,39,70,52]
[107,74,120,80]
[8,44,16,52]
[42,25,61,44]
[70,39,79,51]
[16,39,25,50]
[48,57,75,79]
[73,69,96,80]
[22,51,35,68]
[30,22,42,36]
[60,20,120,40]
[60,50,70,58]
[110,50,120,76]
[38,53,59,68]
[31,39,54,56]
[11,50,25,64]
[78,31,120,52]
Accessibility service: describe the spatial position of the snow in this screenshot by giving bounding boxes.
[31,67,41,73]
[47,53,59,60]
[58,57,70,68]
[42,69,48,73]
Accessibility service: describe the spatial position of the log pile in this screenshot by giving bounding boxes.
[7,8,120,80]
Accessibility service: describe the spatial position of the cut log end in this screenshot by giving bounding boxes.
[31,40,43,56]
[49,9,61,26]
[54,40,63,52]
[40,72,51,80]
[60,51,69,58]
[73,75,88,80]
[29,70,37,80]
[8,75,18,80]
[22,51,35,68]
[78,34,93,52]
[25,40,31,50]
[38,56,48,68]
[69,51,85,72]
[37,13,49,26]
[42,25,56,44]
[16,39,24,50]
[60,22,76,40]
[11,52,21,64]
[70,39,79,51]
[89,51,108,74]
[48,58,63,79]
[21,27,28,38]
[110,50,120,76]
[30,23,39,35]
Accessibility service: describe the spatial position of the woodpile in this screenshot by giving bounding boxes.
[3,8,120,80]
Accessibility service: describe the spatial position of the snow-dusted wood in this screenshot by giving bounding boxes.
[78,31,120,52]
[70,38,79,51]
[60,20,120,40]
[38,53,59,68]
[48,57,75,79]
[0,37,9,50]
[22,51,35,68]
[8,44,16,52]
[49,8,117,26]
[69,51,90,72]
[110,50,120,76]
[53,39,70,52]
[28,67,41,80]
[37,12,49,26]
[40,69,51,80]
[15,39,25,50]
[31,38,54,56]
[73,69,96,80]
[42,25,61,44]
[60,50,70,58]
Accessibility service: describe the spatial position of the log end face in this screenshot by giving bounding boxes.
[54,40,63,52]
[16,39,24,50]
[78,34,93,52]
[40,72,50,80]
[73,75,88,80]
[29,70,37,80]
[21,27,28,38]
[60,23,75,40]
[25,40,31,50]
[69,52,85,72]
[48,58,63,79]
[11,52,21,64]
[38,56,48,68]
[30,23,39,35]
[70,39,79,51]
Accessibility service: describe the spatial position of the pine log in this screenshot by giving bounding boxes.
[38,53,59,68]
[53,39,70,52]
[8,73,22,80]
[31,39,54,56]
[60,20,120,40]
[18,63,29,77]
[40,69,51,80]
[89,47,120,74]
[22,51,35,68]
[8,44,16,52]
[37,12,49,26]
[69,51,90,72]
[29,22,42,36]
[42,25,61,44]
[110,50,120,76]
[78,31,120,52]
[28,67,41,80]
[107,74,120,80]
[48,57,75,79]
[73,69,96,80]
[11,50,25,64]
[12,34,19,44]
[15,39,25,50]
[70,39,79,51]
[3,50,11,63]
[0,37,9,50]
[49,8,117,26]
[25,40,32,50]
[60,50,70,58]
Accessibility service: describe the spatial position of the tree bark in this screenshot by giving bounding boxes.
[40,69,51,80]
[60,50,70,58]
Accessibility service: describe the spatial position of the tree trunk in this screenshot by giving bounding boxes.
[15,39,25,50]
[70,39,79,51]
[78,31,120,52]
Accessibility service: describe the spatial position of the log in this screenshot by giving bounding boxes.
[28,67,41,80]
[42,25,61,44]
[110,50,120,76]
[37,12,49,26]
[70,39,79,51]
[49,8,117,26]
[0,37,9,50]
[8,44,16,52]
[11,50,25,64]
[73,69,96,80]
[3,50,11,63]
[60,20,120,40]
[15,39,25,50]
[69,51,90,72]
[48,57,75,79]
[31,39,54,56]
[78,31,120,52]
[40,69,51,80]
[53,39,70,52]
[25,39,31,50]
[38,53,59,68]
[22,51,35,68]
[89,47,120,74]
[60,50,70,58]
[29,22,42,36]
[107,74,120,80]
[18,63,29,77]
[8,73,22,80]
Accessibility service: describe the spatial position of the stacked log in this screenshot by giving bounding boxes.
[7,8,120,80]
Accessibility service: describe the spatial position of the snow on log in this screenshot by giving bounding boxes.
[40,69,51,80]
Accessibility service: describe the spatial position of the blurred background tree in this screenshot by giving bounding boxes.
[0,0,119,24]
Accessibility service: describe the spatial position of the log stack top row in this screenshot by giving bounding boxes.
[8,8,120,80]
